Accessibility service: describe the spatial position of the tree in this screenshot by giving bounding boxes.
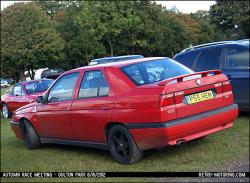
[132,1,179,56]
[167,12,214,47]
[210,0,249,40]
[58,1,106,68]
[1,2,64,80]
[190,10,210,23]
[98,1,142,56]
[35,1,69,19]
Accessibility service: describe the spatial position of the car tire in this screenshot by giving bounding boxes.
[108,125,143,164]
[2,103,12,119]
[23,120,41,149]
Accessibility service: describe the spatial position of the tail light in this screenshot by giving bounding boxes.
[175,91,184,103]
[159,92,183,107]
[214,80,232,94]
[214,83,223,94]
[222,80,232,92]
[159,93,175,107]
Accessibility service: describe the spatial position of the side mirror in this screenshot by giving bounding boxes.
[36,96,44,103]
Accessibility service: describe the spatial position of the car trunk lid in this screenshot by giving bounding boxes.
[157,70,232,118]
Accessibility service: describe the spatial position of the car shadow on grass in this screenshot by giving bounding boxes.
[38,137,208,164]
[40,143,113,162]
[143,137,208,158]
[238,111,249,117]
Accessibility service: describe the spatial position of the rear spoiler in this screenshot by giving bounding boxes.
[157,70,222,86]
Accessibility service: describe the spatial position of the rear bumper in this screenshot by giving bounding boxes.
[127,104,238,150]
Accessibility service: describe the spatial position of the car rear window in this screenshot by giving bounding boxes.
[121,58,194,85]
[174,51,199,68]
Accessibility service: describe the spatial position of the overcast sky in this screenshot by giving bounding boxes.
[1,1,216,13]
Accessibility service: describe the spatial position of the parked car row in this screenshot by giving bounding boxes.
[8,56,238,164]
[1,79,54,118]
[1,39,247,164]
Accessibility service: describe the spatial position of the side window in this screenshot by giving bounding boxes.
[12,85,24,96]
[48,72,79,103]
[195,48,222,71]
[174,52,199,68]
[225,46,249,69]
[99,74,110,96]
[78,71,110,99]
[123,65,144,85]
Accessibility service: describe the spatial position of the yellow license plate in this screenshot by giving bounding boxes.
[186,90,214,104]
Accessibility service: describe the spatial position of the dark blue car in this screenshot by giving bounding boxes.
[174,39,249,111]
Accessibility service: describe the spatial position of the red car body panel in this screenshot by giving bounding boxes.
[129,105,237,150]
[10,57,238,152]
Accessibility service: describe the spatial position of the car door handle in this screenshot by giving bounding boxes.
[61,107,70,111]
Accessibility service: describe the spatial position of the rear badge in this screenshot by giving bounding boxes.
[196,79,201,85]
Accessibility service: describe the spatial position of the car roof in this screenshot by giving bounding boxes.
[89,55,144,65]
[176,39,249,56]
[67,57,167,74]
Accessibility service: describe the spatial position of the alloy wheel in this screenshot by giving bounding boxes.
[2,105,9,118]
[112,131,131,160]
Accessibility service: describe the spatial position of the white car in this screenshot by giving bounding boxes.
[1,79,9,88]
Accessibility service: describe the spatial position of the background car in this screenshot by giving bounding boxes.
[88,55,144,65]
[10,57,237,164]
[174,39,249,111]
[1,79,54,118]
[41,68,65,79]
[1,78,9,88]
[3,77,15,85]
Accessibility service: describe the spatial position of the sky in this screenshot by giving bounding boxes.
[156,1,216,13]
[1,1,215,13]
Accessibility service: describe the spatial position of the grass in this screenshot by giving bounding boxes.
[0,113,249,182]
[0,86,12,96]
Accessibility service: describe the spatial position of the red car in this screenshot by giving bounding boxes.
[1,79,53,118]
[10,57,238,164]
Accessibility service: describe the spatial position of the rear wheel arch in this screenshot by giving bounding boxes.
[105,122,127,141]
[104,122,140,148]
[106,123,143,164]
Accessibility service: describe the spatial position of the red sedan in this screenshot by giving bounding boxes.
[1,79,53,118]
[10,57,238,164]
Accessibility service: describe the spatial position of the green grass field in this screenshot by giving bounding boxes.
[1,113,249,182]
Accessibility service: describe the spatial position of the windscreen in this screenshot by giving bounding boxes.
[25,80,53,94]
[121,58,194,85]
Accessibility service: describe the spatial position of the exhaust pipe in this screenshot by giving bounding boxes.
[176,139,186,146]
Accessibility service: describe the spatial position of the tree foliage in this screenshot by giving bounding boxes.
[210,0,250,40]
[1,2,64,80]
[1,1,248,80]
